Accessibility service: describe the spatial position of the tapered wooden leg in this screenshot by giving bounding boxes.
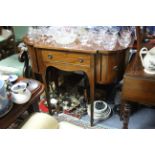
[123,102,131,129]
[42,69,53,115]
[120,101,124,121]
[87,70,95,127]
[27,97,40,113]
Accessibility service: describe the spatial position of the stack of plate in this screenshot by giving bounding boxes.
[87,100,111,121]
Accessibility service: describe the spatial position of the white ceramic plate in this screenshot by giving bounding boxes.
[144,69,155,75]
[94,100,108,114]
[87,105,111,121]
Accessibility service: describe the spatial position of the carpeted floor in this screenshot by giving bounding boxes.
[54,90,155,129]
[55,106,155,129]
[8,88,155,129]
[55,113,104,129]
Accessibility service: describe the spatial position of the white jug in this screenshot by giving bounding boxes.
[11,82,31,104]
[139,47,155,74]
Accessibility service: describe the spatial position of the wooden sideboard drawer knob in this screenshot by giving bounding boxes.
[48,55,53,59]
[79,59,84,63]
[113,66,118,71]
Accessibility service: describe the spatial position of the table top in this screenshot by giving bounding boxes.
[0,78,45,129]
[24,36,127,54]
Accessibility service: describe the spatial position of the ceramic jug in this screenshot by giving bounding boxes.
[139,47,155,74]
[11,82,31,104]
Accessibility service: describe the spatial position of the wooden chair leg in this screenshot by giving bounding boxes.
[123,102,131,129]
[119,102,124,121]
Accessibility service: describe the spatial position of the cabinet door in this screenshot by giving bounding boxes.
[96,51,126,84]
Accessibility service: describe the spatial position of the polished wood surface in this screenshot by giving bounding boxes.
[0,78,44,129]
[96,50,126,84]
[35,47,96,126]
[41,50,91,67]
[122,57,155,104]
[24,37,127,85]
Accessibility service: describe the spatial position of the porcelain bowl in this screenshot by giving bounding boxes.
[87,100,111,121]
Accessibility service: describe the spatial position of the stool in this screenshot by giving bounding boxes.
[21,112,59,129]
[21,112,83,129]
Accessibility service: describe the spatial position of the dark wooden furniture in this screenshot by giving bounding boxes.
[24,37,127,126]
[0,78,44,129]
[121,27,155,129]
[0,26,16,60]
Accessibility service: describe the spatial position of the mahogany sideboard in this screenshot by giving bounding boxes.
[24,37,127,126]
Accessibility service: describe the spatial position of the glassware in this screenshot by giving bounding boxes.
[102,31,118,50]
[78,28,91,46]
[51,26,77,46]
[27,27,38,41]
[108,26,120,35]
[78,34,89,46]
[93,28,108,47]
[118,28,132,48]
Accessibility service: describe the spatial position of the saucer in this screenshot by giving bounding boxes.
[8,74,18,83]
[20,79,39,91]
[144,69,155,75]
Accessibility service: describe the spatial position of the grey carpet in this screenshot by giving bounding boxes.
[57,90,155,129]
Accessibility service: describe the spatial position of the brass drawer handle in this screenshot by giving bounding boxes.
[113,66,118,71]
[79,59,84,63]
[48,55,53,59]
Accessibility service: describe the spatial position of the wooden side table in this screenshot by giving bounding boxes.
[0,78,44,129]
[24,37,127,126]
[121,27,155,129]
[121,56,155,128]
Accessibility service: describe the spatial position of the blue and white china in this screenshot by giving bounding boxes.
[87,100,111,121]
[11,82,31,104]
[140,47,155,74]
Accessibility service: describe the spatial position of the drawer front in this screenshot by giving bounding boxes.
[96,52,126,84]
[41,50,91,67]
[122,77,155,104]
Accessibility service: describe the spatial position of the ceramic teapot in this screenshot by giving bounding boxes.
[11,82,31,104]
[139,47,155,74]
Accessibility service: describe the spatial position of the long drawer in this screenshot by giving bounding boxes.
[41,50,91,67]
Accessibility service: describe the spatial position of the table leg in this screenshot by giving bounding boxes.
[120,101,124,121]
[123,102,131,129]
[87,70,95,127]
[42,69,53,115]
[27,97,40,113]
